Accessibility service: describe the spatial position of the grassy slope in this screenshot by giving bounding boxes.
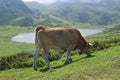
[49,15,92,28]
[0,46,119,80]
[0,26,120,80]
[0,26,34,57]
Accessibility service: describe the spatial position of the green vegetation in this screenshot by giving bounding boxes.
[0,0,120,79]
[0,25,119,80]
[0,51,46,70]
[26,0,120,26]
[0,26,34,57]
[1,0,120,27]
[0,46,119,80]
[0,0,32,26]
[11,17,34,27]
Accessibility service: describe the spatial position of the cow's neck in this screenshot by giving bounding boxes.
[80,37,88,49]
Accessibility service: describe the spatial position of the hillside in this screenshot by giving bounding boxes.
[0,46,119,80]
[55,0,119,25]
[0,0,76,27]
[25,0,120,26]
[0,0,120,79]
[0,25,120,79]
[0,0,33,26]
[0,0,120,27]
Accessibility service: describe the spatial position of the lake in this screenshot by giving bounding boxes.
[11,28,103,44]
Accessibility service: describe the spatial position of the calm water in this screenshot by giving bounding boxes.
[11,28,103,44]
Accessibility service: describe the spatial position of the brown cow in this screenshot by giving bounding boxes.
[33,25,92,70]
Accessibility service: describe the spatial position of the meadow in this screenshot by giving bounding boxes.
[0,26,120,80]
[0,26,34,57]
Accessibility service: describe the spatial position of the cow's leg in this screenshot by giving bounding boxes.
[33,47,40,70]
[42,48,51,68]
[66,51,72,63]
[65,45,74,64]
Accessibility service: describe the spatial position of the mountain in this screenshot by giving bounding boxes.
[0,0,33,26]
[48,0,120,25]
[57,0,100,3]
[0,0,71,27]
[25,0,120,26]
[0,0,120,27]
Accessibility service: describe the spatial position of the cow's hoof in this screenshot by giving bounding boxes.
[33,67,38,71]
[33,68,37,71]
[64,59,72,65]
[69,58,72,62]
[87,54,92,57]
[64,61,69,65]
[86,54,95,58]
[34,68,38,71]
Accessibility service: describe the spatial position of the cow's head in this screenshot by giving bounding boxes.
[79,42,93,57]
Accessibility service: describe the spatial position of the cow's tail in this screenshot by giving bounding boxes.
[35,25,47,32]
[34,25,47,47]
[34,27,41,48]
[34,28,39,48]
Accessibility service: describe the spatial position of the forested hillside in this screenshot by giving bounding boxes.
[26,0,120,26]
[0,0,33,26]
[0,0,120,27]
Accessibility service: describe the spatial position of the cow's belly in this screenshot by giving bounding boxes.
[48,39,70,49]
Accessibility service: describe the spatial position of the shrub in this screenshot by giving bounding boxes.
[0,51,46,70]
[0,50,62,71]
[48,49,62,62]
[92,41,111,51]
[92,38,120,52]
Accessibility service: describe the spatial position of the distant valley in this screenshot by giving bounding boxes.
[0,0,120,27]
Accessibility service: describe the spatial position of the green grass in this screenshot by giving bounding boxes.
[0,25,120,80]
[49,15,94,28]
[0,45,119,80]
[0,26,34,57]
